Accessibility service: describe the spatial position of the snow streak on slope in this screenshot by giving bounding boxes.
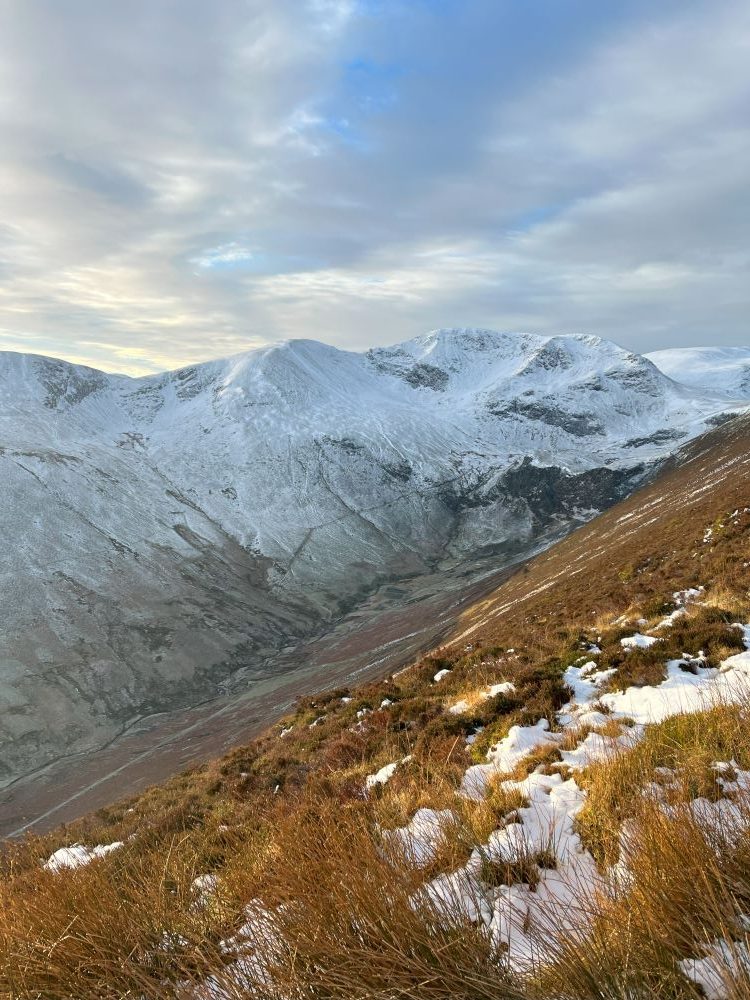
[0,329,746,785]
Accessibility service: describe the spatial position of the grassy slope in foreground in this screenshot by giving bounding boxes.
[2,414,750,998]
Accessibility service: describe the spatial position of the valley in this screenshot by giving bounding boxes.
[1,330,748,815]
[0,543,525,837]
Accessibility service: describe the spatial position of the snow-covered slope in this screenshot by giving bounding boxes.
[647,346,750,398]
[0,329,746,785]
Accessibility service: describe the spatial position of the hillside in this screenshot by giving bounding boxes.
[647,347,750,398]
[3,412,750,998]
[3,328,747,791]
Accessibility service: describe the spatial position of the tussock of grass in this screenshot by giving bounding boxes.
[0,839,233,998]
[542,791,750,999]
[577,700,750,865]
[479,845,558,893]
[180,800,526,1000]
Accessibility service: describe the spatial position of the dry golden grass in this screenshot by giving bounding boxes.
[542,780,750,999]
[576,699,750,865]
[217,800,523,1000]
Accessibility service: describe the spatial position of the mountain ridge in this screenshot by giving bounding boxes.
[4,326,746,383]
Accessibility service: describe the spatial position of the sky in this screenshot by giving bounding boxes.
[0,0,748,375]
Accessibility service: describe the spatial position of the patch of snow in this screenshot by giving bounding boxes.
[560,727,641,770]
[558,662,616,726]
[654,607,687,629]
[564,661,614,701]
[421,769,600,971]
[192,873,218,897]
[484,775,599,970]
[489,681,516,698]
[620,632,661,650]
[365,762,399,791]
[188,900,279,998]
[365,754,412,792]
[714,760,750,795]
[673,586,705,605]
[477,770,585,867]
[601,651,750,724]
[448,681,515,715]
[419,866,492,925]
[735,623,750,649]
[43,841,123,872]
[460,720,560,799]
[680,936,750,999]
[385,808,457,867]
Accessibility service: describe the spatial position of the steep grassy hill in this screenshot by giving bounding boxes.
[2,414,750,999]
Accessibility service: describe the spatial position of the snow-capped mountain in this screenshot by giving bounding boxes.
[647,346,750,398]
[0,329,746,785]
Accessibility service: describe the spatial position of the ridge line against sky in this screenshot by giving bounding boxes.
[0,0,748,376]
[0,326,676,380]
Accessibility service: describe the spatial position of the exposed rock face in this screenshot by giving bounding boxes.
[1,329,747,785]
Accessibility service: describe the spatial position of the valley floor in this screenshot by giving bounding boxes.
[0,548,524,838]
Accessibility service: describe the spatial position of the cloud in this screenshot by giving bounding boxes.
[0,0,747,373]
